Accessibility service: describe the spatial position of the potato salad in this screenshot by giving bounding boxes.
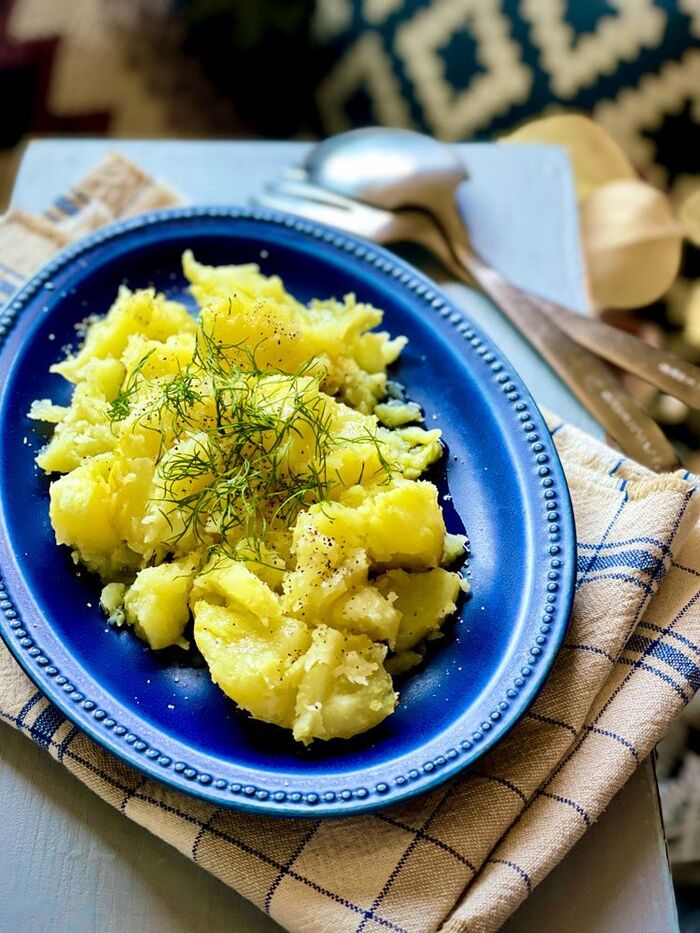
[31,252,467,744]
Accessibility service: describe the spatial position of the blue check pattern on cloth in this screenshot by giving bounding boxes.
[0,155,699,933]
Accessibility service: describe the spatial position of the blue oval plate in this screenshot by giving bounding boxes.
[0,207,574,817]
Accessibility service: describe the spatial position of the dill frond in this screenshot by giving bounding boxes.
[108,312,393,567]
[107,349,156,422]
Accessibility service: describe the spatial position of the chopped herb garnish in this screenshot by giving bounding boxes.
[108,317,392,565]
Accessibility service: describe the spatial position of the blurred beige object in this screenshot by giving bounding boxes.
[580,179,683,309]
[682,281,700,349]
[678,188,700,247]
[505,113,636,199]
[654,394,689,426]
[505,114,683,311]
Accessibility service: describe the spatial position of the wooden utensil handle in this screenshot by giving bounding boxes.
[458,248,679,472]
[537,301,700,408]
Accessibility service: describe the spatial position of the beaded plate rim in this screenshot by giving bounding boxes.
[0,206,575,817]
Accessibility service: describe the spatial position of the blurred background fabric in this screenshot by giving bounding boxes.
[3,1,700,177]
[2,1,700,188]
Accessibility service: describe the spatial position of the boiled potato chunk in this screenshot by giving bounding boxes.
[443,532,467,566]
[52,287,195,383]
[191,559,282,619]
[194,600,311,728]
[36,401,116,473]
[34,357,125,473]
[184,250,296,309]
[28,398,68,424]
[383,426,443,479]
[377,567,462,653]
[100,581,127,625]
[291,626,396,744]
[141,432,215,555]
[109,457,156,557]
[124,556,199,649]
[120,332,195,382]
[374,399,422,428]
[193,561,397,742]
[327,585,401,647]
[282,528,401,645]
[231,539,287,591]
[282,537,369,622]
[298,480,446,570]
[49,456,137,578]
[193,600,311,730]
[196,295,309,377]
[385,648,424,677]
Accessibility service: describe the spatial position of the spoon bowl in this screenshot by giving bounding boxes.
[304,127,468,236]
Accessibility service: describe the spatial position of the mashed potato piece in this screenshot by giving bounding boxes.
[31,253,467,743]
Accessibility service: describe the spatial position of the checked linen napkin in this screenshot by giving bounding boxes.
[0,153,699,933]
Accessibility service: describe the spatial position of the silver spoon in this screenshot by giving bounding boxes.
[303,128,682,471]
[305,127,470,246]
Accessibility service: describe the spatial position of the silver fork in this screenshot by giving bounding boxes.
[258,170,463,275]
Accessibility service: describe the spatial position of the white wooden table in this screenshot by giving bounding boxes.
[0,140,679,933]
